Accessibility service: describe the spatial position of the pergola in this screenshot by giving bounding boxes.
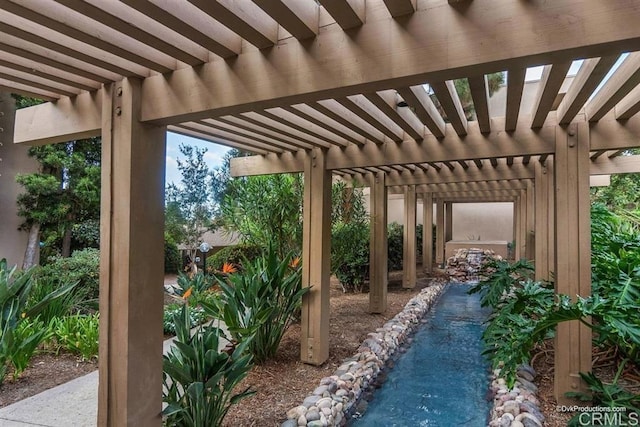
[2,1,640,425]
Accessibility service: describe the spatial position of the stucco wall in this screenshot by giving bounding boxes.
[0,93,38,268]
[365,190,514,242]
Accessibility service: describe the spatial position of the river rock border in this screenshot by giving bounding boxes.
[281,280,447,427]
[488,364,546,427]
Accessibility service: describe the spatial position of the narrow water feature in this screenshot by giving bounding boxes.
[350,283,491,426]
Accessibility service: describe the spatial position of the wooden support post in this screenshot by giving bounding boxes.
[435,198,445,267]
[422,193,433,273]
[403,185,417,288]
[444,202,453,242]
[98,80,166,427]
[546,158,556,279]
[369,172,388,313]
[514,197,521,260]
[526,182,535,260]
[534,162,550,281]
[554,123,592,402]
[301,148,331,365]
[519,190,527,259]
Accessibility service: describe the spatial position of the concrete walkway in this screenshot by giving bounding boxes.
[0,310,229,426]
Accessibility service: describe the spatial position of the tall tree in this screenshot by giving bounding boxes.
[165,144,214,257]
[16,138,101,266]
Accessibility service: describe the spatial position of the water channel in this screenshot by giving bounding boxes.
[350,283,491,426]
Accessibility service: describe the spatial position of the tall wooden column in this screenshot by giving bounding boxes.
[435,198,445,266]
[369,172,388,313]
[534,162,550,281]
[513,197,521,260]
[301,148,331,365]
[98,79,166,427]
[554,123,591,402]
[519,190,527,259]
[526,181,535,260]
[422,193,433,273]
[403,185,417,288]
[444,202,453,242]
[546,159,556,279]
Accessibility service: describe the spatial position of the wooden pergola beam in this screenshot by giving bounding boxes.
[252,0,318,40]
[431,80,468,136]
[468,75,491,133]
[505,67,526,131]
[530,62,572,128]
[121,0,242,59]
[397,85,446,138]
[556,56,618,125]
[382,0,415,17]
[586,52,640,122]
[187,0,278,49]
[140,0,640,125]
[318,0,364,30]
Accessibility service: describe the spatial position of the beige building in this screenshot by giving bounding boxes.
[0,93,37,268]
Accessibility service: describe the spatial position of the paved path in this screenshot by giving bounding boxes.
[0,285,228,426]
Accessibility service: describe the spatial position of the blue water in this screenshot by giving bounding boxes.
[350,284,491,427]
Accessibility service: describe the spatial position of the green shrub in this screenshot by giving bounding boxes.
[27,275,85,323]
[52,313,99,360]
[0,259,75,384]
[387,222,404,271]
[163,305,255,426]
[204,245,307,363]
[38,248,100,302]
[387,222,426,271]
[165,234,181,274]
[206,244,263,272]
[163,303,208,336]
[331,221,370,292]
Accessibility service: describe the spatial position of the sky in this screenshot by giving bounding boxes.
[165,132,230,186]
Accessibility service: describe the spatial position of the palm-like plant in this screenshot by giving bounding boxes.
[163,305,255,427]
[204,244,308,363]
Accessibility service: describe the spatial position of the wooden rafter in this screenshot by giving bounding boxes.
[615,84,640,120]
[505,67,526,131]
[365,90,424,141]
[397,86,446,138]
[169,123,272,155]
[215,115,314,151]
[312,99,384,144]
[468,75,491,133]
[430,80,468,136]
[253,0,318,40]
[530,62,572,128]
[557,56,618,124]
[121,0,241,58]
[260,108,350,148]
[187,0,277,49]
[586,52,640,122]
[336,95,403,142]
[318,0,364,30]
[282,104,365,146]
[382,0,416,17]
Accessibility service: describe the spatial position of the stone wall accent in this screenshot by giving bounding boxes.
[446,248,501,282]
[488,365,545,427]
[281,281,446,427]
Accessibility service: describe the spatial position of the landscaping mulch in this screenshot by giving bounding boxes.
[0,352,97,408]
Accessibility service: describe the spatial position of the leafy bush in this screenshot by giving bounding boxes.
[6,318,52,381]
[205,245,307,363]
[567,361,640,426]
[163,303,208,336]
[206,244,264,273]
[0,259,75,384]
[331,221,370,292]
[27,275,85,324]
[165,234,181,274]
[163,305,255,426]
[38,248,100,302]
[387,222,404,271]
[52,313,100,360]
